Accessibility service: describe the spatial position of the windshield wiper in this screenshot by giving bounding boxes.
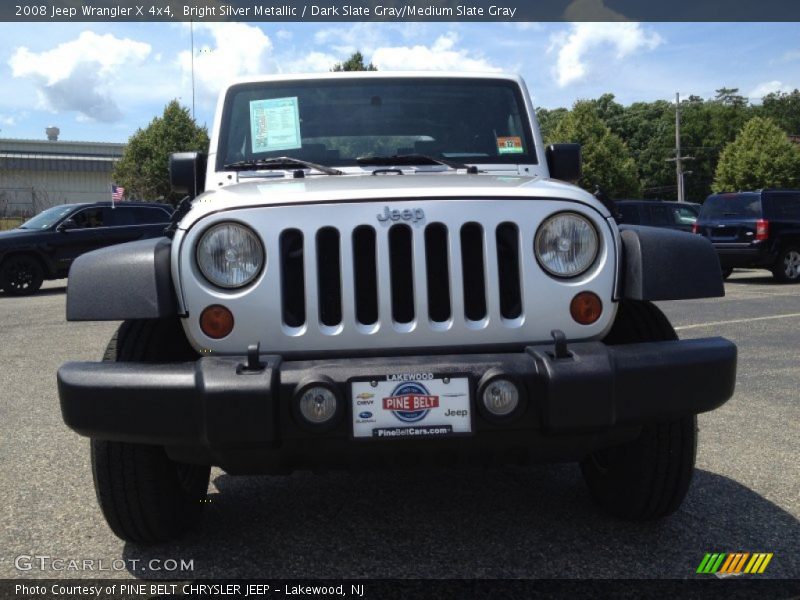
[223,157,343,176]
[356,154,477,173]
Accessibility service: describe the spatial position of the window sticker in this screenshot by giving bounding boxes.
[497,136,524,154]
[249,97,302,153]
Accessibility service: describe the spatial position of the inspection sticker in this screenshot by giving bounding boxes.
[249,97,302,153]
[497,136,524,154]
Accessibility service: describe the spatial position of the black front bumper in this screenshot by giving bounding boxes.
[58,338,736,472]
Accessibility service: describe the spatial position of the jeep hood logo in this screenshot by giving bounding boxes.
[377,206,425,223]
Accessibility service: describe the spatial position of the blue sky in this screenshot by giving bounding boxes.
[1,21,798,143]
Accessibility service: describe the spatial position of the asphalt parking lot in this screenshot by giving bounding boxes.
[0,271,798,580]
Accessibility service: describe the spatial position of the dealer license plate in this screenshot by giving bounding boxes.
[351,374,471,439]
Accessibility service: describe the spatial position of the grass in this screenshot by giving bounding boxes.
[0,218,24,231]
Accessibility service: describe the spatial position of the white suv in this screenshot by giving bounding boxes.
[58,72,736,542]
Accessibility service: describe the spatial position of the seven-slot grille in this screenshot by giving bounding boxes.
[179,199,616,354]
[278,221,523,331]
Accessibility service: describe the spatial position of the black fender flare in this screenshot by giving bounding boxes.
[66,237,177,321]
[619,225,724,301]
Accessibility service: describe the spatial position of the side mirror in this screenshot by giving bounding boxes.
[58,218,78,232]
[169,152,207,200]
[546,144,582,184]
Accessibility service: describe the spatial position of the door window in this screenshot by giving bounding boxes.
[71,208,106,229]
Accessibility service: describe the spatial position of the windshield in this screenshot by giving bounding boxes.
[700,194,762,219]
[19,205,78,230]
[217,77,536,170]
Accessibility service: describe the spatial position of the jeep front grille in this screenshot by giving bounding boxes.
[177,199,617,355]
[279,221,522,331]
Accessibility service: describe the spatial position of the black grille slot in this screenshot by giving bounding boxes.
[352,225,378,325]
[279,229,305,327]
[460,222,487,321]
[389,224,414,324]
[425,223,451,322]
[316,227,342,326]
[496,222,522,319]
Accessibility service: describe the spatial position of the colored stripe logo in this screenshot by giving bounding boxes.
[696,552,773,574]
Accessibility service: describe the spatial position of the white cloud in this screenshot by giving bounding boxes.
[276,29,293,41]
[1,115,17,126]
[314,23,391,57]
[371,33,502,72]
[749,80,794,99]
[8,31,151,122]
[177,23,274,103]
[283,51,340,73]
[549,23,662,87]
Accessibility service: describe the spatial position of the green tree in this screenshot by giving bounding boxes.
[549,101,641,198]
[331,51,377,72]
[713,116,800,192]
[536,107,568,141]
[113,100,209,202]
[760,89,800,135]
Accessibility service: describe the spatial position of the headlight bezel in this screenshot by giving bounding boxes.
[195,220,265,290]
[534,211,600,279]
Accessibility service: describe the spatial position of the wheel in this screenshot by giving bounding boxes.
[580,301,697,520]
[0,255,44,295]
[91,319,209,544]
[772,247,800,283]
[721,268,733,280]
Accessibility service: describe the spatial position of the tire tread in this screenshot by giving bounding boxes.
[91,319,208,544]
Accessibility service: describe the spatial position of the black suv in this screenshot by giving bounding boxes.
[615,200,700,233]
[0,202,172,295]
[694,190,800,282]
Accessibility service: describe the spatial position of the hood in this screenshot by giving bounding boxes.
[181,172,606,228]
[0,228,42,245]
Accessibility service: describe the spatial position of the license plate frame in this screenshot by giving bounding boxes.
[350,373,473,440]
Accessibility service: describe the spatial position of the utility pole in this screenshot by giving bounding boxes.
[666,92,694,201]
[190,20,196,120]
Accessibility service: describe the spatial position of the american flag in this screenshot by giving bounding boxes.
[111,184,125,202]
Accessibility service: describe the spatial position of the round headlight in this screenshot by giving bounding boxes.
[196,222,264,289]
[534,212,599,278]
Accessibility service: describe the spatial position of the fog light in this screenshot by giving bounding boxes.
[294,380,341,429]
[200,305,234,339]
[570,292,602,325]
[481,378,520,417]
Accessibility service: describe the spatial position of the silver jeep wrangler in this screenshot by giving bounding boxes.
[58,72,736,543]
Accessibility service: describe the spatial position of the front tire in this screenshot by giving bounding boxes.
[772,247,800,283]
[0,255,44,295]
[91,319,210,544]
[580,301,697,520]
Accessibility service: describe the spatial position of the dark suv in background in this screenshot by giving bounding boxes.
[694,190,800,282]
[616,199,700,232]
[0,202,172,295]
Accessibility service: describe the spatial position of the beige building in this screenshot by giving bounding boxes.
[0,128,125,217]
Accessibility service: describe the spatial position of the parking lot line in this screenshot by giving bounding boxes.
[675,312,800,331]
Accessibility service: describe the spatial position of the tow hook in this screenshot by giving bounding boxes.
[550,329,572,360]
[238,342,265,374]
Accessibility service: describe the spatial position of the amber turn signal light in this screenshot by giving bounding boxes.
[200,305,234,339]
[570,292,602,325]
